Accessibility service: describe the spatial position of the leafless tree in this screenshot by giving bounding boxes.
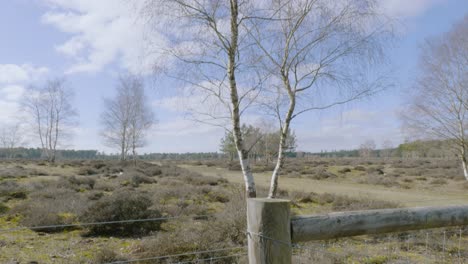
[359,139,376,158]
[402,16,468,180]
[380,139,394,159]
[0,122,24,158]
[144,0,264,197]
[22,78,77,163]
[145,0,393,198]
[101,75,155,162]
[246,0,393,197]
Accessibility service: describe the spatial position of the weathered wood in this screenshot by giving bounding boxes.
[291,205,468,242]
[247,198,291,264]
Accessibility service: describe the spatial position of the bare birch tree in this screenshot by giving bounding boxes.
[246,0,393,197]
[402,16,468,180]
[145,0,263,197]
[101,75,155,162]
[359,139,376,158]
[0,122,24,158]
[22,79,77,163]
[145,0,393,198]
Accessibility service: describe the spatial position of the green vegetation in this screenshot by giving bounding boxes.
[1,158,467,263]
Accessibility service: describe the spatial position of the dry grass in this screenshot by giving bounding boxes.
[1,158,468,263]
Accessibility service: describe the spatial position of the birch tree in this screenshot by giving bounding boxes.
[101,75,155,162]
[247,0,393,197]
[402,16,468,180]
[145,0,263,197]
[22,79,77,163]
[0,123,24,158]
[359,139,376,158]
[146,0,393,198]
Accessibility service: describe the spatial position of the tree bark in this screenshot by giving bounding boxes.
[228,0,256,198]
[268,76,296,198]
[461,146,468,180]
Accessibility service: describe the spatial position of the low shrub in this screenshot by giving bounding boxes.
[0,202,8,214]
[77,167,99,175]
[87,191,104,201]
[0,181,28,201]
[13,186,87,233]
[145,166,162,176]
[183,175,228,186]
[93,248,128,263]
[338,167,352,174]
[227,162,241,171]
[15,203,78,233]
[309,168,337,180]
[332,196,399,211]
[361,174,399,187]
[131,175,156,187]
[81,192,164,237]
[69,176,96,190]
[354,166,366,171]
[205,190,230,203]
[430,179,447,185]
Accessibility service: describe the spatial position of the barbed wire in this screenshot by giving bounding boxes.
[0,214,214,233]
[103,246,247,264]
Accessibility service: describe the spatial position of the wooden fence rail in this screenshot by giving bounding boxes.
[247,199,468,264]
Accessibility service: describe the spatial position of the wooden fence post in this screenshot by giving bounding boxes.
[247,198,291,264]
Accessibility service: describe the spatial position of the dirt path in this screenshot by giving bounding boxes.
[181,165,468,207]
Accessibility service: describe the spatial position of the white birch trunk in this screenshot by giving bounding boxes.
[228,0,256,198]
[462,159,468,180]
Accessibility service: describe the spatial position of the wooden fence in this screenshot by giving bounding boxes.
[246,198,468,264]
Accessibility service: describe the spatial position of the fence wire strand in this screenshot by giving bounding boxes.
[0,214,213,233]
[103,246,247,264]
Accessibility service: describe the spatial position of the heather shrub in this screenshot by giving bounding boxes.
[81,192,164,236]
[77,166,99,175]
[0,202,8,214]
[13,187,87,233]
[0,181,28,201]
[93,248,128,263]
[430,179,448,185]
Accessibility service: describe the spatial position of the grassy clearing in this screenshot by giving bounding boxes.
[180,158,468,207]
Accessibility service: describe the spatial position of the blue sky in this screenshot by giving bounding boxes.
[0,0,467,153]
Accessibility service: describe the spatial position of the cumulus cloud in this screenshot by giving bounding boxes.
[379,0,446,18]
[41,0,167,74]
[37,0,447,77]
[0,64,49,84]
[0,64,49,125]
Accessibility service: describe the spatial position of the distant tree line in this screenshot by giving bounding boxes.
[0,148,98,160]
[219,124,297,164]
[0,139,459,161]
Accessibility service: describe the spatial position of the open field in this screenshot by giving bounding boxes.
[0,158,467,263]
[180,164,468,208]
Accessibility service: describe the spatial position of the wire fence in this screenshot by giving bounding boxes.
[103,247,247,264]
[248,226,468,264]
[1,197,468,263]
[0,214,213,233]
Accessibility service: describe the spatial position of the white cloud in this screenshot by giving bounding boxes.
[0,86,24,124]
[0,85,25,101]
[41,0,167,74]
[0,64,49,84]
[0,64,49,126]
[379,0,446,18]
[295,108,404,152]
